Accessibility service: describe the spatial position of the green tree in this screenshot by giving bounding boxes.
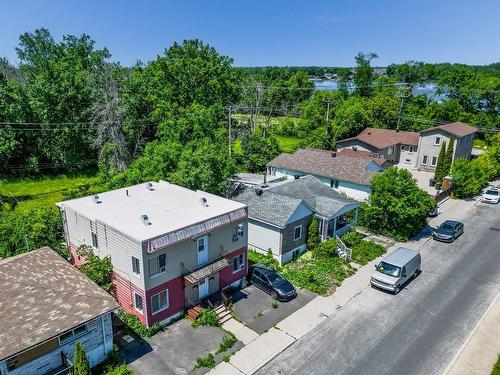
[434,141,448,186]
[353,52,378,97]
[444,137,455,177]
[307,217,321,250]
[74,341,91,375]
[79,248,113,292]
[241,130,281,173]
[360,167,436,240]
[450,159,489,198]
[333,96,372,139]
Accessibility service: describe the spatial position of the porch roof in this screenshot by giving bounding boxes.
[184,258,230,284]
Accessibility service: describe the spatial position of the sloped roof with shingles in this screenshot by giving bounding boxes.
[234,189,307,228]
[0,247,118,360]
[337,128,420,149]
[337,148,388,166]
[267,148,382,186]
[420,122,477,137]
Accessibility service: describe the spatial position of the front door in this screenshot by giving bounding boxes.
[197,236,208,266]
[198,277,209,299]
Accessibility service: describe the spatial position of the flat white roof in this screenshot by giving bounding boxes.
[57,181,247,242]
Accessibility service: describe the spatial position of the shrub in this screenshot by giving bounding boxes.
[192,309,220,328]
[351,240,385,265]
[79,250,113,293]
[272,302,279,309]
[216,333,237,354]
[103,364,134,375]
[92,345,133,375]
[74,342,91,375]
[312,238,337,259]
[307,218,321,250]
[194,353,215,369]
[341,229,363,248]
[115,310,162,338]
[247,249,281,270]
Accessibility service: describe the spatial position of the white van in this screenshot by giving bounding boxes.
[370,247,421,294]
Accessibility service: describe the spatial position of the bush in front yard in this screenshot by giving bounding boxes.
[74,341,91,375]
[192,309,220,328]
[307,217,321,250]
[115,310,162,338]
[351,240,385,265]
[341,229,364,248]
[312,238,337,259]
[247,249,281,269]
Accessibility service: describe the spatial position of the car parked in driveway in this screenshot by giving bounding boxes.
[370,247,421,294]
[432,220,464,242]
[249,264,297,301]
[481,187,499,204]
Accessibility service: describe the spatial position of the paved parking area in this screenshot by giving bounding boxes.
[117,318,243,375]
[230,285,315,334]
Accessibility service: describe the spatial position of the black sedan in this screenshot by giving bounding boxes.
[249,264,297,301]
[433,220,464,242]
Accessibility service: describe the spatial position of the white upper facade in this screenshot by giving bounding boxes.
[57,180,247,243]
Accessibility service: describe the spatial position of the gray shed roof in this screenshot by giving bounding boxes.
[234,176,359,226]
[0,247,118,360]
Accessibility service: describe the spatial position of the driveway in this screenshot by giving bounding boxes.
[231,285,315,334]
[258,201,500,375]
[118,318,243,375]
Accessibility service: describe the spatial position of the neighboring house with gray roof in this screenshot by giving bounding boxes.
[234,176,360,265]
[267,148,384,200]
[0,247,117,375]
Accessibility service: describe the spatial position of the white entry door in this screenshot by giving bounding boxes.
[197,236,208,266]
[198,278,209,299]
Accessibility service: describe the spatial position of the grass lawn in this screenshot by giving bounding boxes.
[248,249,355,295]
[0,169,98,212]
[492,356,500,375]
[341,229,387,265]
[276,136,301,153]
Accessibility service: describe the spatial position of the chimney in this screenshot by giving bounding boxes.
[255,189,263,196]
[331,151,337,157]
[146,182,154,191]
[140,214,150,226]
[200,197,208,207]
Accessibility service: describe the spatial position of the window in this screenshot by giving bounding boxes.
[91,231,98,248]
[422,155,428,165]
[294,225,302,240]
[388,146,394,155]
[330,179,339,189]
[237,223,244,237]
[431,156,437,166]
[233,253,245,273]
[149,253,166,277]
[434,136,441,145]
[59,324,87,345]
[151,290,169,314]
[134,292,143,312]
[132,256,140,276]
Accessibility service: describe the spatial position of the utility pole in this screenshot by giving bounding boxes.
[396,83,412,131]
[228,106,232,156]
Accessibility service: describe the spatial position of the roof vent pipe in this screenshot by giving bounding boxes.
[140,214,150,226]
[331,151,337,157]
[126,189,129,197]
[255,189,263,196]
[146,182,154,191]
[200,197,208,207]
[92,194,101,204]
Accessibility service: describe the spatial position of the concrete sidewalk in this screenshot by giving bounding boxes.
[444,292,500,375]
[209,196,484,375]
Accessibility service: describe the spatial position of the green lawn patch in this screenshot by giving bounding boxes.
[341,229,386,265]
[276,136,301,153]
[248,249,355,295]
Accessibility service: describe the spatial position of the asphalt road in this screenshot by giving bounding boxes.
[258,202,500,375]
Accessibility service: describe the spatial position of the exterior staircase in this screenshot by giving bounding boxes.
[187,305,204,320]
[214,304,232,325]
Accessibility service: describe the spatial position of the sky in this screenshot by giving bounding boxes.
[1,0,499,67]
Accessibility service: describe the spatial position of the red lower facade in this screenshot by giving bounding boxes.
[111,246,248,327]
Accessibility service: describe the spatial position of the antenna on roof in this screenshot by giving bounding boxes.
[200,197,209,207]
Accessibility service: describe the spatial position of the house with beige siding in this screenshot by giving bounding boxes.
[0,247,117,375]
[415,122,477,171]
[57,181,248,327]
[235,176,360,265]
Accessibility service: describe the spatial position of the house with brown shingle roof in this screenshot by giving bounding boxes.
[415,122,477,171]
[336,127,420,166]
[0,247,117,375]
[267,148,384,200]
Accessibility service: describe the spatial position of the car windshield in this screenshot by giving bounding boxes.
[376,262,401,277]
[485,190,499,196]
[439,223,455,231]
[266,272,286,286]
